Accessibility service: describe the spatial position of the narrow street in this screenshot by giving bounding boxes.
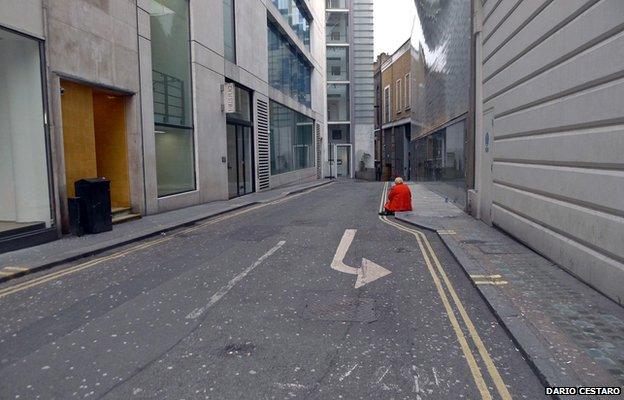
[0,181,546,399]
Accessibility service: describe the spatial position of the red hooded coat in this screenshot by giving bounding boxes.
[384,183,413,212]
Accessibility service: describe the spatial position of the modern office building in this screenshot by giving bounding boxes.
[0,0,327,253]
[325,0,374,179]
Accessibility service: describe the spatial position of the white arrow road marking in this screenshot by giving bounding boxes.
[331,229,391,288]
[186,240,286,320]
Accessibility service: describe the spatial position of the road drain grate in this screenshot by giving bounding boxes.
[301,292,377,323]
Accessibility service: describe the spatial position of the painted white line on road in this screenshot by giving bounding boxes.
[330,229,392,288]
[474,280,509,286]
[186,240,286,320]
[3,266,28,272]
[338,363,359,381]
[470,274,502,279]
[331,229,359,275]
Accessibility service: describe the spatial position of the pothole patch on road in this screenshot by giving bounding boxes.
[301,291,377,323]
[218,343,255,358]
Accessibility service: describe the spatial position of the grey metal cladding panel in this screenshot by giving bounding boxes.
[411,0,471,138]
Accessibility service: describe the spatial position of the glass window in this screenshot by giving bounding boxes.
[149,0,196,196]
[223,0,236,62]
[270,101,314,174]
[271,0,310,48]
[329,124,350,143]
[396,79,402,113]
[154,126,196,197]
[228,85,251,122]
[267,21,311,107]
[327,83,349,121]
[383,85,390,122]
[326,12,348,44]
[413,120,466,205]
[326,0,347,8]
[327,46,348,81]
[405,73,411,109]
[0,28,52,234]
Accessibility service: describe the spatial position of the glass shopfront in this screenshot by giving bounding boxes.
[413,120,467,207]
[269,101,314,175]
[149,0,196,197]
[0,27,53,249]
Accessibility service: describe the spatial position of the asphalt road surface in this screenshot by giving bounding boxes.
[0,181,547,399]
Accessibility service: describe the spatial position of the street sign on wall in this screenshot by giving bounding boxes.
[223,83,236,113]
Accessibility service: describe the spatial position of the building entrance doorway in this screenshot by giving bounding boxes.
[227,123,254,198]
[335,144,352,178]
[60,80,131,224]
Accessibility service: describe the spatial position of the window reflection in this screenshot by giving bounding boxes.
[270,101,315,174]
[149,0,196,197]
[326,12,348,44]
[327,83,349,121]
[0,27,52,234]
[271,0,310,48]
[327,47,349,81]
[326,0,347,8]
[223,0,236,62]
[268,21,312,107]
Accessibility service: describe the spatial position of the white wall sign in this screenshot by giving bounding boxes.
[223,83,236,113]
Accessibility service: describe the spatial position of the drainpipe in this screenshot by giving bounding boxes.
[470,0,484,219]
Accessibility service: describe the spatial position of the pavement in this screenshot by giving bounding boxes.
[0,180,548,399]
[0,179,333,283]
[397,182,624,396]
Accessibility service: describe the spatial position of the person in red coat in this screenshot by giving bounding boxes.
[380,177,412,215]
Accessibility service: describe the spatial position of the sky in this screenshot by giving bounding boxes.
[374,0,417,58]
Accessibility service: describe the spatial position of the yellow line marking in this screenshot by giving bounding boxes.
[470,274,503,279]
[0,271,15,276]
[381,215,513,400]
[379,181,388,213]
[378,185,511,400]
[380,216,492,400]
[474,281,509,286]
[3,266,28,272]
[0,183,332,299]
[419,231,512,400]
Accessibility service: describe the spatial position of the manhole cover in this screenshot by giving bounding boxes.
[301,291,377,323]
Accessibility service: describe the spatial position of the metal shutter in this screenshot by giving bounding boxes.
[257,99,270,190]
[316,122,322,179]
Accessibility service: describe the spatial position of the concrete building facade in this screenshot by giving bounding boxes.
[0,0,327,253]
[471,0,624,304]
[325,0,374,179]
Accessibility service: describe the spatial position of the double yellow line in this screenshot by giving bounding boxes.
[378,182,511,400]
[0,184,331,299]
